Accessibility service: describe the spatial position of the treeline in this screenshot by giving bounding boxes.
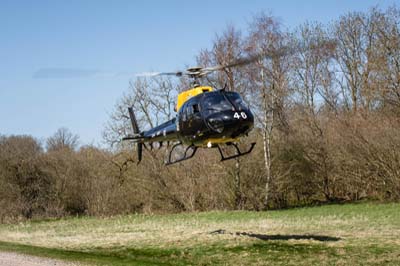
[0,129,134,222]
[1,6,400,221]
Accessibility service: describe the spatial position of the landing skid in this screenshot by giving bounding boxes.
[164,142,255,166]
[165,142,198,166]
[216,142,256,161]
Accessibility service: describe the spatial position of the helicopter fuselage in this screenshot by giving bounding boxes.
[140,89,254,148]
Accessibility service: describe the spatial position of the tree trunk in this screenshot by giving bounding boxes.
[263,129,272,209]
[234,158,242,210]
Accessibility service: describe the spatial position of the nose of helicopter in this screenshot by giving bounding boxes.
[207,110,254,137]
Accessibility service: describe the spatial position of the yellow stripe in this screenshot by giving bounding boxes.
[176,86,213,111]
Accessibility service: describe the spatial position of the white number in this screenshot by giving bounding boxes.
[234,112,247,119]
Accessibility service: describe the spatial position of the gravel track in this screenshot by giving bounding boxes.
[0,251,81,266]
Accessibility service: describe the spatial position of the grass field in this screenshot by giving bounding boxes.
[0,202,400,265]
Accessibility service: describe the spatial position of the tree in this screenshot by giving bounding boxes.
[0,135,50,219]
[103,76,178,148]
[46,127,79,152]
[333,10,383,112]
[373,6,400,110]
[197,25,249,209]
[245,13,291,208]
[290,22,338,201]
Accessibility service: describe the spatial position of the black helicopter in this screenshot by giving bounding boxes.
[122,41,336,165]
[123,69,255,165]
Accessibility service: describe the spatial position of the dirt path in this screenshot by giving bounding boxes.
[0,251,81,266]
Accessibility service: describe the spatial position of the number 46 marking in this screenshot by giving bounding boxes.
[234,112,247,119]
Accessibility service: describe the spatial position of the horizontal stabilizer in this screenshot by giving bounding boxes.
[122,133,143,141]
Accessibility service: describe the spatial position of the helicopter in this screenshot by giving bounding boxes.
[122,42,324,165]
[123,66,256,165]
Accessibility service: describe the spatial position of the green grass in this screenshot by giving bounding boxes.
[1,202,400,265]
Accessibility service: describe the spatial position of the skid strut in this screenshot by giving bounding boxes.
[165,142,198,166]
[216,142,256,161]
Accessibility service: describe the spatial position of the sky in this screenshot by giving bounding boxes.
[0,0,397,147]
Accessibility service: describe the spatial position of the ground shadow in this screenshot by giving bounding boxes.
[209,229,341,242]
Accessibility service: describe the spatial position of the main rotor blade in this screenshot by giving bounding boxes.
[33,68,132,79]
[202,53,265,72]
[134,71,183,77]
[33,68,183,79]
[202,40,336,73]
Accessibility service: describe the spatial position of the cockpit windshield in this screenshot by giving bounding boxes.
[224,91,248,111]
[202,92,233,115]
[201,91,248,115]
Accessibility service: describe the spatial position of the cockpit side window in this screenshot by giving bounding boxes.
[186,105,193,116]
[193,104,200,113]
[181,102,188,122]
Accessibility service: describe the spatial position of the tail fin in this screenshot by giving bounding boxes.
[128,107,140,134]
[127,107,143,164]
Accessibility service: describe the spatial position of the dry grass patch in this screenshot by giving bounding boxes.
[0,202,399,265]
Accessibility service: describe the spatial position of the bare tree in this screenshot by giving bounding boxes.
[46,127,79,152]
[290,22,338,200]
[103,76,178,149]
[245,13,291,208]
[0,135,49,219]
[197,25,249,209]
[373,6,400,109]
[333,10,383,112]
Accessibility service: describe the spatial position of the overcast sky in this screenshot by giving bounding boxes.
[0,0,397,146]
